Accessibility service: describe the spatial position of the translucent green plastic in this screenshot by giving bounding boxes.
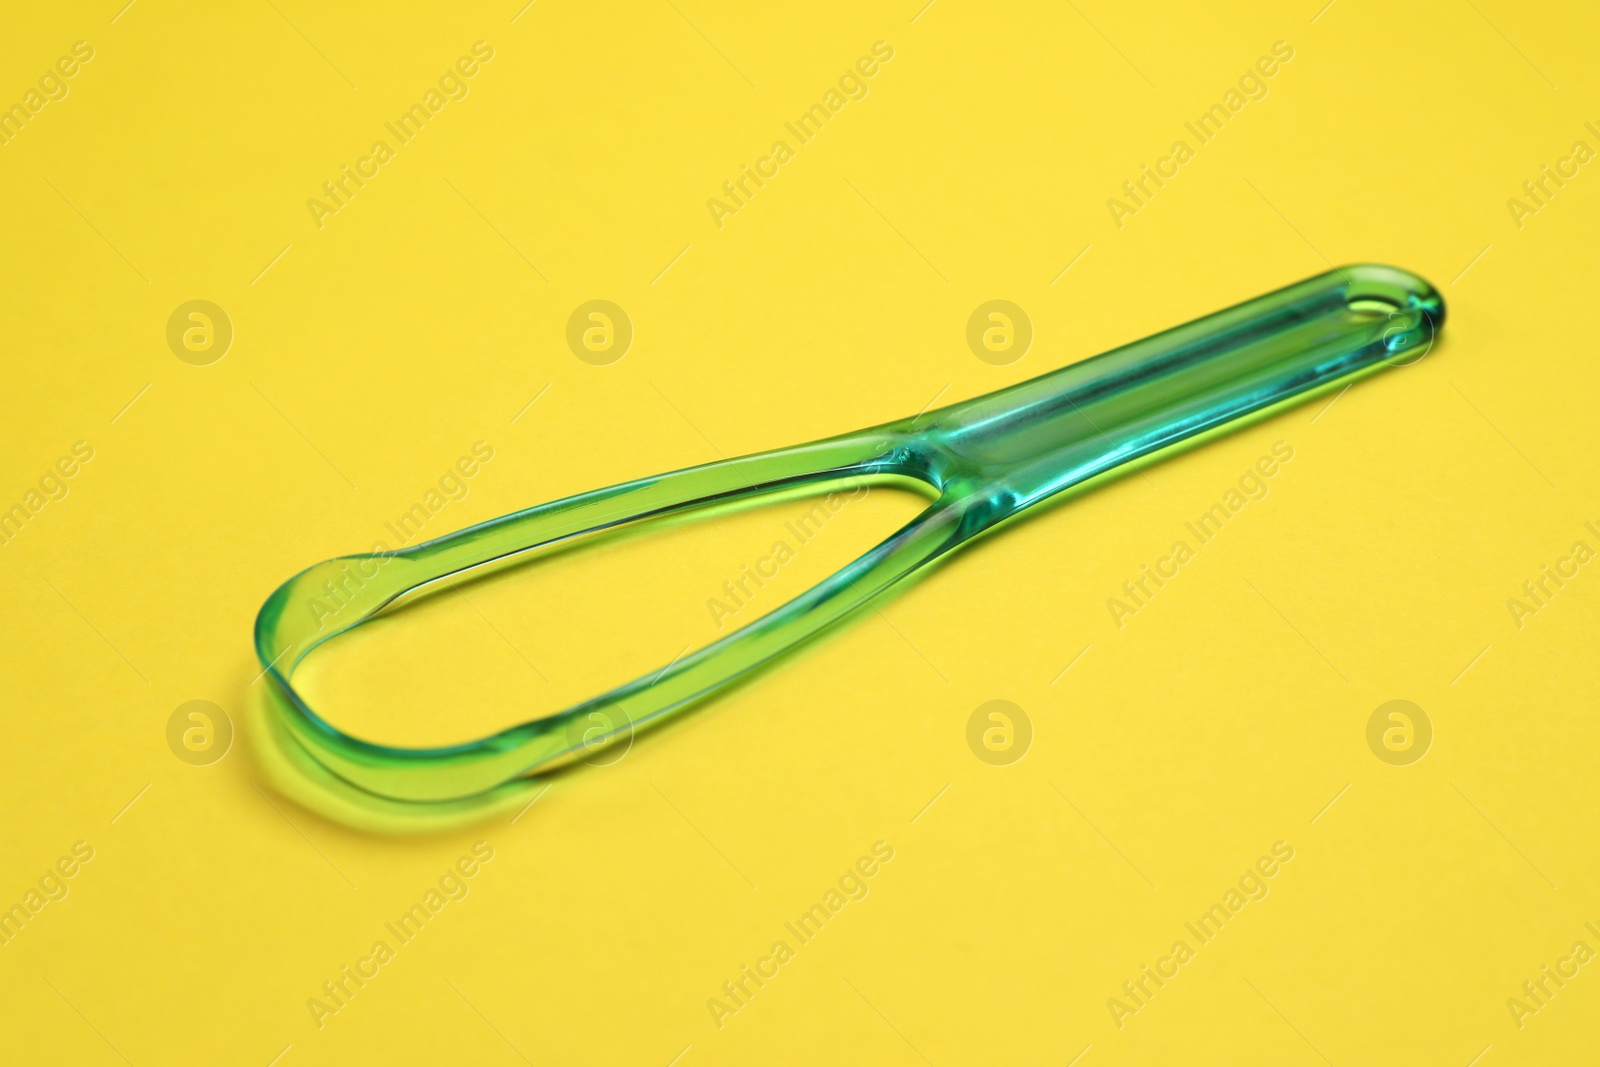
[254,265,1444,806]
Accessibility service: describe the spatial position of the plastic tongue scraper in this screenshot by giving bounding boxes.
[255,264,1443,805]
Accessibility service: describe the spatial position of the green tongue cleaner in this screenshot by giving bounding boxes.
[254,264,1444,808]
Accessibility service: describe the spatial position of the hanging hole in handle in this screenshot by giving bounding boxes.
[1337,264,1446,368]
[1337,264,1446,321]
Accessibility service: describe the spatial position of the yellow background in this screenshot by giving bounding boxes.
[3,0,1599,1063]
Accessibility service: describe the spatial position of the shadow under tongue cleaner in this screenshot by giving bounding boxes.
[255,264,1444,806]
